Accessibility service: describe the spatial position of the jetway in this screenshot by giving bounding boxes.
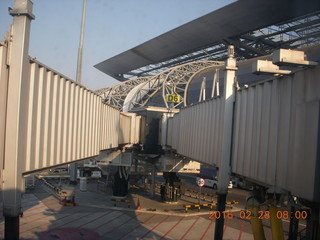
[0,2,140,236]
[166,49,320,203]
[0,50,138,174]
[1,1,320,239]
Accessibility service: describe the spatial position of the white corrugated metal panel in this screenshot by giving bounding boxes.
[100,104,120,150]
[0,43,8,188]
[120,112,140,144]
[119,113,131,144]
[232,82,279,185]
[23,62,106,172]
[168,97,224,167]
[232,65,320,201]
[166,64,320,201]
[0,57,126,173]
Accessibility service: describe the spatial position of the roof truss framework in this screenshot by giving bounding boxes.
[123,61,223,111]
[94,76,152,109]
[127,11,320,78]
[95,0,320,82]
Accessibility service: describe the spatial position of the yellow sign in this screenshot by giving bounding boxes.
[165,94,180,103]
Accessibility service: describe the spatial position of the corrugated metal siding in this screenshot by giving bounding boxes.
[170,97,224,167]
[169,113,181,149]
[100,103,119,151]
[120,113,140,145]
[167,65,320,201]
[0,44,8,188]
[167,117,173,147]
[119,113,131,144]
[23,62,107,172]
[232,66,320,201]
[0,57,124,173]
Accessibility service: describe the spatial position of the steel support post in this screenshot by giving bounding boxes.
[269,204,285,240]
[306,206,320,240]
[288,206,299,240]
[214,193,227,240]
[214,46,237,240]
[5,216,19,240]
[69,163,78,185]
[150,163,155,197]
[248,205,266,240]
[3,1,34,239]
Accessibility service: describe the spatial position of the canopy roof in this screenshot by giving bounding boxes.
[95,0,320,81]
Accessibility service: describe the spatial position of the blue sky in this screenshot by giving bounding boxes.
[0,0,235,90]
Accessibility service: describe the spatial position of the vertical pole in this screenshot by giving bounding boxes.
[289,206,299,240]
[69,163,78,185]
[214,46,237,240]
[212,69,219,98]
[269,204,285,240]
[76,0,87,84]
[306,207,320,240]
[4,1,35,239]
[247,196,266,240]
[70,0,87,184]
[248,205,266,240]
[202,77,206,101]
[150,162,155,197]
[199,77,206,102]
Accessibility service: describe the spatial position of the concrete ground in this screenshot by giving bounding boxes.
[0,178,306,239]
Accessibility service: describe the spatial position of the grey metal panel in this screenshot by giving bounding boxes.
[172,113,180,149]
[275,77,292,189]
[291,101,320,202]
[265,80,279,186]
[288,66,320,201]
[95,0,320,80]
[167,118,173,146]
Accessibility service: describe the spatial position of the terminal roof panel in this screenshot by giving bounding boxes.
[95,0,320,81]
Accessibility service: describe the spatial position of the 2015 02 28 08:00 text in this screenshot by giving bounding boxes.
[209,210,308,220]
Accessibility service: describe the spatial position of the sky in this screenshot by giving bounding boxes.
[0,0,235,91]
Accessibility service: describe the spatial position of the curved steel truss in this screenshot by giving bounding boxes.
[94,76,152,110]
[123,61,223,111]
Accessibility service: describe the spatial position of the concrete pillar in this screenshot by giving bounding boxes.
[3,0,35,239]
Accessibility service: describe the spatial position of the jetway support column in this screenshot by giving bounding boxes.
[288,206,299,240]
[150,163,156,197]
[214,45,237,240]
[3,1,35,239]
[69,163,78,185]
[306,204,320,240]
